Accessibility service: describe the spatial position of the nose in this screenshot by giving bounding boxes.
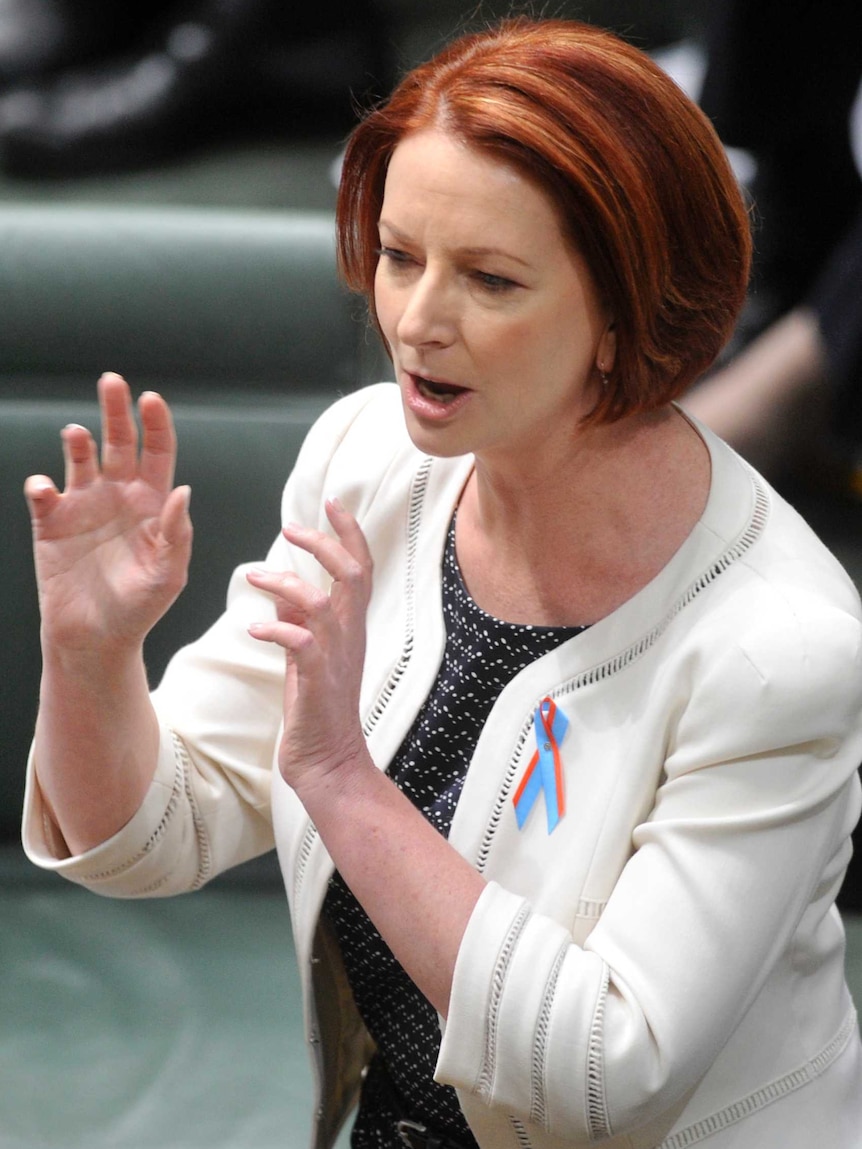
[395,267,455,350]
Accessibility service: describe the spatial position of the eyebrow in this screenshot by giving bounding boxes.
[377,220,533,269]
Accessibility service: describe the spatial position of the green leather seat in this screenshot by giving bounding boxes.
[0,205,384,399]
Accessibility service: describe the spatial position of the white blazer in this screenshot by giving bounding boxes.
[24,384,862,1148]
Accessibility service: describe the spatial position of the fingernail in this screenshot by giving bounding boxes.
[326,495,345,512]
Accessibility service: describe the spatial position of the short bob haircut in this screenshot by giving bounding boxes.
[336,17,752,424]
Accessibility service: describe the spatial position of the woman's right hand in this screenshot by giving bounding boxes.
[24,372,193,660]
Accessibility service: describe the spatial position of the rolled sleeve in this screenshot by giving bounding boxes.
[21,725,201,895]
[437,881,609,1139]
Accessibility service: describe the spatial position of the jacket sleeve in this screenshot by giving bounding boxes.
[21,384,395,895]
[437,587,862,1141]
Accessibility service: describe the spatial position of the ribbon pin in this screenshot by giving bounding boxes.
[513,698,569,833]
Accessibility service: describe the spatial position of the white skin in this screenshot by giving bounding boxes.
[25,128,709,1017]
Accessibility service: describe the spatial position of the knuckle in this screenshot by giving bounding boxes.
[306,587,332,616]
[291,627,317,653]
[342,558,371,587]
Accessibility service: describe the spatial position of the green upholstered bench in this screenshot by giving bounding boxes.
[0,204,386,399]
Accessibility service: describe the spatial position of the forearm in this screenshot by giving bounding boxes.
[33,645,161,856]
[297,754,486,1017]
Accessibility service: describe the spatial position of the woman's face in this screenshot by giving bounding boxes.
[374,129,616,468]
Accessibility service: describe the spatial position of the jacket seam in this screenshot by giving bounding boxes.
[176,731,213,890]
[476,902,532,1099]
[586,961,612,1140]
[656,1005,858,1148]
[361,455,432,739]
[530,938,569,1129]
[509,1115,533,1147]
[293,818,320,905]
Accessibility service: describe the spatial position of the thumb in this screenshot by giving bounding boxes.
[160,485,193,549]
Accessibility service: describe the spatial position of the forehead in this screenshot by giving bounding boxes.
[380,129,568,250]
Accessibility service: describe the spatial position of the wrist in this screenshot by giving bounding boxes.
[40,640,148,700]
[286,741,382,826]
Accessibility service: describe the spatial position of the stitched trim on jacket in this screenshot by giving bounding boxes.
[176,731,213,890]
[476,902,532,1099]
[362,455,432,739]
[529,938,569,1130]
[509,1115,533,1148]
[656,1006,858,1148]
[293,818,319,904]
[475,470,770,875]
[79,731,189,887]
[586,961,612,1140]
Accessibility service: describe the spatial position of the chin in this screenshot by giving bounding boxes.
[398,406,473,460]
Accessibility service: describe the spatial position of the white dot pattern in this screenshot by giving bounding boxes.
[323,516,584,1147]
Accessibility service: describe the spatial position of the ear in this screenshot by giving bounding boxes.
[596,320,617,374]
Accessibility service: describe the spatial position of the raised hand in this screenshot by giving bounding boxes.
[246,498,373,794]
[24,372,192,658]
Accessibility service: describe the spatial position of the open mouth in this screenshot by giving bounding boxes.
[414,375,469,405]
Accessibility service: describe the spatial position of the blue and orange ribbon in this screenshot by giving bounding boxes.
[513,698,569,833]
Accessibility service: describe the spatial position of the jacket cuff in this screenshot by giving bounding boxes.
[21,726,184,894]
[436,880,608,1136]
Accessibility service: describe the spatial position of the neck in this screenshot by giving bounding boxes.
[455,405,710,626]
[468,406,681,533]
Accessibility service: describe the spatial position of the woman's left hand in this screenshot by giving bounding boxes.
[248,498,484,1018]
[246,497,374,795]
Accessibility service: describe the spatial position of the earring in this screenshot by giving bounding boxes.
[597,364,610,389]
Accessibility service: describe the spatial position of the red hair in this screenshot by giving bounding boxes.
[336,17,752,423]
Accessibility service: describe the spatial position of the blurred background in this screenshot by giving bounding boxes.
[0,0,710,207]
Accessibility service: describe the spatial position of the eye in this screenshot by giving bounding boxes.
[472,270,519,294]
[376,245,415,268]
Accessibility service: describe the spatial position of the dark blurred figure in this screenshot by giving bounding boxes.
[698,0,861,336]
[0,0,392,175]
[685,0,862,485]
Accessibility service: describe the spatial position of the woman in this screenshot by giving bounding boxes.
[22,18,862,1149]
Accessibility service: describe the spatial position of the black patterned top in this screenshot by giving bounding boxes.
[323,516,584,1148]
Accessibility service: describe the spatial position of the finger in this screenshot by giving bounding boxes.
[325,497,374,569]
[138,390,178,493]
[98,372,139,482]
[23,474,62,521]
[246,568,331,629]
[61,422,99,489]
[248,618,318,657]
[159,485,193,550]
[283,512,372,606]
